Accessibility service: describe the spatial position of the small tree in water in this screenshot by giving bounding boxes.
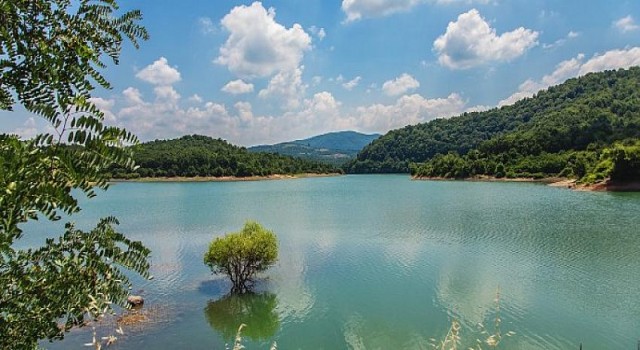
[205,221,278,293]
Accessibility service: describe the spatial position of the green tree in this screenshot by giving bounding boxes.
[494,162,506,178]
[204,221,279,294]
[583,140,640,183]
[604,140,640,182]
[0,0,150,348]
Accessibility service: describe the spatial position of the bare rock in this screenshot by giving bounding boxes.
[127,295,144,308]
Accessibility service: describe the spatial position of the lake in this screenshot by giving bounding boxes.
[31,175,640,349]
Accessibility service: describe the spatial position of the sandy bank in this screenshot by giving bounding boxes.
[414,176,640,192]
[413,175,563,184]
[575,181,640,192]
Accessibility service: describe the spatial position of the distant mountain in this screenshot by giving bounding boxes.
[249,131,380,165]
[292,131,381,151]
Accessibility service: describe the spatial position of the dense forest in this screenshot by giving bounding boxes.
[346,67,640,183]
[108,135,340,179]
[249,131,380,166]
[411,140,640,184]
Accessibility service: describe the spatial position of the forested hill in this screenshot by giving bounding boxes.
[293,131,380,150]
[249,131,380,165]
[108,135,340,179]
[346,67,640,174]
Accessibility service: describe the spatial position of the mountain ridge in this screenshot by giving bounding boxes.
[249,131,380,165]
[346,66,640,175]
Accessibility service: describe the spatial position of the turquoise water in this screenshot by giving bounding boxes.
[30,175,640,349]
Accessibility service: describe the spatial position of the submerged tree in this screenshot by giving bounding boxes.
[0,0,150,348]
[204,221,279,293]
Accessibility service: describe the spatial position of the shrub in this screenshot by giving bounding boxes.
[204,221,278,293]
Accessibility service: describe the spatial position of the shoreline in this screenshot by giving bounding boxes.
[412,175,563,184]
[110,173,342,183]
[413,175,640,192]
[544,178,640,192]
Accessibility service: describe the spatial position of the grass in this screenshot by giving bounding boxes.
[429,289,516,350]
[230,324,277,350]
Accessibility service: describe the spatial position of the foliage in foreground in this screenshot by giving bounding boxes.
[0,218,149,349]
[1,0,151,348]
[204,221,278,294]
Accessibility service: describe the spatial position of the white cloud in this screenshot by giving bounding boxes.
[216,2,312,78]
[309,26,326,41]
[465,104,492,113]
[154,85,180,106]
[311,76,323,85]
[577,47,640,75]
[135,57,181,85]
[234,101,254,124]
[119,85,183,137]
[342,76,362,90]
[341,0,422,22]
[89,97,116,122]
[101,78,470,146]
[499,47,640,106]
[221,79,255,95]
[436,0,490,4]
[342,93,466,132]
[198,17,216,35]
[614,15,639,33]
[382,73,420,96]
[122,87,145,105]
[11,117,39,139]
[188,94,203,103]
[258,66,307,110]
[341,0,491,22]
[118,87,240,142]
[433,9,539,69]
[307,92,342,114]
[281,92,344,137]
[543,30,580,50]
[112,65,468,144]
[318,28,327,40]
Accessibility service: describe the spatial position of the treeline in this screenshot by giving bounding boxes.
[345,67,640,175]
[249,142,357,166]
[108,135,340,179]
[411,139,640,184]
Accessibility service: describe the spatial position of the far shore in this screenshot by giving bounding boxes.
[110,173,342,183]
[412,175,564,184]
[413,175,640,192]
[111,173,639,191]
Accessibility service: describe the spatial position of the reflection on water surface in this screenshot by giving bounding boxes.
[31,176,640,349]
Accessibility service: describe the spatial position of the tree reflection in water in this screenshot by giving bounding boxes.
[204,292,280,342]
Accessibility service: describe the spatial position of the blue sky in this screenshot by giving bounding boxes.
[3,0,640,146]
